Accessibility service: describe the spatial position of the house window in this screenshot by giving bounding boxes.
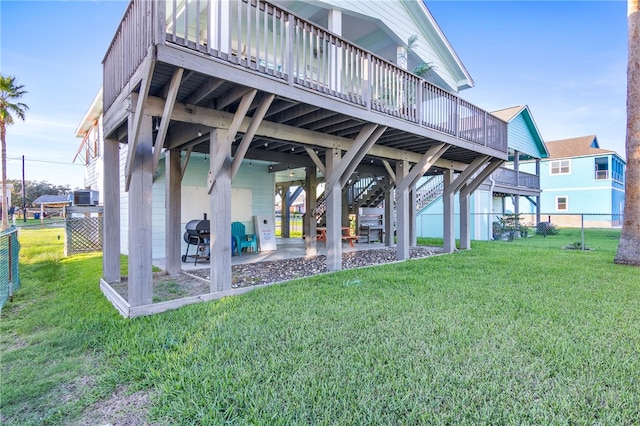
[550,160,570,175]
[556,196,568,211]
[594,157,608,180]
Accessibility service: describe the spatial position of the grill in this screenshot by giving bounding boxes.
[182,219,210,265]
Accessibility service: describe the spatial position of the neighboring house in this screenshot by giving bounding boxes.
[88,0,509,315]
[416,105,548,241]
[520,135,626,227]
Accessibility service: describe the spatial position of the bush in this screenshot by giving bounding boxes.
[536,222,559,237]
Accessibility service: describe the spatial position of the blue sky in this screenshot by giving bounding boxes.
[0,0,629,188]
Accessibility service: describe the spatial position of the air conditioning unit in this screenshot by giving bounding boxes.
[72,190,99,206]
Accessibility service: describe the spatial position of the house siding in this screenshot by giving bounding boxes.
[539,155,617,215]
[508,114,543,157]
[293,0,463,91]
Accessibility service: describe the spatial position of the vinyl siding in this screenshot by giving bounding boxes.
[148,154,275,259]
[285,0,465,92]
[508,114,545,158]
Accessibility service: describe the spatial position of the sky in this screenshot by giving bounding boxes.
[0,0,629,189]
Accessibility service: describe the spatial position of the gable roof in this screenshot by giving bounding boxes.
[491,105,549,159]
[545,135,617,160]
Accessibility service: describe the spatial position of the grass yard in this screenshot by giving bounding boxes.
[1,228,639,424]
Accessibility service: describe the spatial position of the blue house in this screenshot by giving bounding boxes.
[416,105,548,241]
[520,135,626,227]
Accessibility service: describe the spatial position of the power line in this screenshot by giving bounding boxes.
[4,156,84,167]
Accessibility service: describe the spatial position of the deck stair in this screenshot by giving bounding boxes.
[416,175,444,212]
[353,176,385,208]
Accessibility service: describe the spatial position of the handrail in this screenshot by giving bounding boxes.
[104,0,507,154]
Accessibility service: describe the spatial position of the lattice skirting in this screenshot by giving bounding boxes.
[65,217,103,256]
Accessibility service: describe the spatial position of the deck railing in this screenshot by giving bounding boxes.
[104,0,507,154]
[492,167,540,190]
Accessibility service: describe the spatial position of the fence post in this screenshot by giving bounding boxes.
[581,214,585,251]
[8,233,12,302]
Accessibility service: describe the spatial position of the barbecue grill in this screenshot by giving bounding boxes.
[182,219,210,265]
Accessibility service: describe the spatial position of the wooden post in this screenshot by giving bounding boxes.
[410,185,417,246]
[282,184,291,238]
[396,160,410,260]
[443,169,456,253]
[325,148,342,271]
[305,166,318,256]
[103,137,121,283]
[460,192,471,249]
[383,184,394,246]
[128,115,154,306]
[165,149,182,275]
[209,129,232,292]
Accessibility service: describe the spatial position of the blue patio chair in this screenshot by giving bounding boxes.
[231,222,258,256]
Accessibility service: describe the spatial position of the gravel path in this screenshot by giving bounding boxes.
[188,246,443,288]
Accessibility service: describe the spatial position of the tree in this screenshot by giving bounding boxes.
[0,75,28,231]
[615,0,640,266]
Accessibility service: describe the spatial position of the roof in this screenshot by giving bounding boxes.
[545,135,618,160]
[33,195,71,205]
[491,105,549,159]
[492,105,525,122]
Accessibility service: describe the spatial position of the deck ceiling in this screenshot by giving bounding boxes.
[114,59,496,180]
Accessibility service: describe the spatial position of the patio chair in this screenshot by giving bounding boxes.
[231,221,258,256]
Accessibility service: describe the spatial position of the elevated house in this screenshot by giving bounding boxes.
[520,135,626,227]
[416,104,548,242]
[91,0,508,316]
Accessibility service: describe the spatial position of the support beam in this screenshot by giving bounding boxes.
[325,148,342,272]
[181,146,193,180]
[410,187,417,246]
[281,184,292,238]
[395,160,410,260]
[165,149,182,274]
[325,123,377,190]
[124,51,155,191]
[382,160,396,184]
[304,147,326,176]
[443,156,489,197]
[216,86,254,110]
[103,137,121,283]
[458,159,504,250]
[185,77,224,105]
[231,94,275,179]
[127,114,154,306]
[383,181,394,246]
[137,94,472,172]
[395,143,448,195]
[208,89,257,193]
[443,169,456,253]
[304,166,318,256]
[209,129,232,292]
[152,67,184,178]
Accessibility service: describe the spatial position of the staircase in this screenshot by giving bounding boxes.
[415,175,444,212]
[351,176,385,208]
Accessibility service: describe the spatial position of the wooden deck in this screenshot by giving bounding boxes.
[100,0,511,313]
[102,0,508,167]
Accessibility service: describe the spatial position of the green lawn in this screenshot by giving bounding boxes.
[1,228,639,425]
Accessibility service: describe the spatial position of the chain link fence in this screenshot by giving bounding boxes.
[417,212,624,244]
[0,227,21,309]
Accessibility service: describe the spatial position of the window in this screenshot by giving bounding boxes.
[556,196,568,211]
[550,160,570,175]
[594,157,609,180]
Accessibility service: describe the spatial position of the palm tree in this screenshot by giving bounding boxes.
[0,75,28,231]
[615,0,640,266]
